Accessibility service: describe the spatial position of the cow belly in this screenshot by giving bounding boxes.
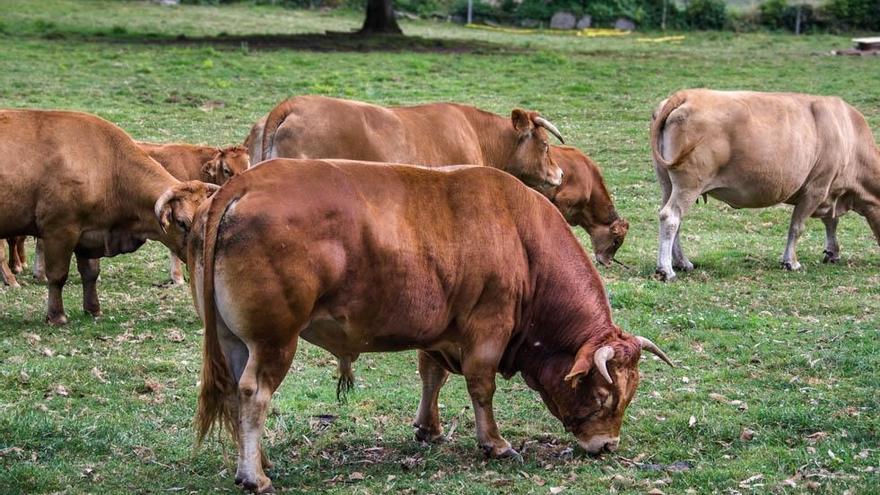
[300,314,434,356]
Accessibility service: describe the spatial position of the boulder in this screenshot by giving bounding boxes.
[550,11,577,30]
[520,18,542,28]
[576,15,592,29]
[614,17,636,30]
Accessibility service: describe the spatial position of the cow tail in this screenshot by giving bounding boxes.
[651,93,699,170]
[260,98,298,162]
[195,184,241,448]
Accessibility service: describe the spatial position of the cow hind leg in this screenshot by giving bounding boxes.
[822,217,841,264]
[413,351,450,443]
[781,191,828,271]
[9,237,24,274]
[232,338,298,494]
[76,254,101,317]
[33,238,47,283]
[0,240,20,288]
[656,186,701,281]
[15,237,26,272]
[168,251,185,285]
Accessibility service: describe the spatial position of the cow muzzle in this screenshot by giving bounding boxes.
[578,435,620,454]
[545,165,564,187]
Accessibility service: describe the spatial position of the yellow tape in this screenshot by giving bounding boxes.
[465,23,631,38]
[635,35,686,43]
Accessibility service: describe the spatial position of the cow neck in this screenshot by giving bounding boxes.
[501,221,618,378]
[117,150,180,221]
[463,108,514,170]
[588,170,620,226]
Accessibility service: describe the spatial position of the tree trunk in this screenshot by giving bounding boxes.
[360,0,402,35]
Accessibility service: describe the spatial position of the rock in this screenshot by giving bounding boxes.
[576,15,592,29]
[614,17,636,30]
[520,19,542,28]
[550,12,577,30]
[152,0,179,5]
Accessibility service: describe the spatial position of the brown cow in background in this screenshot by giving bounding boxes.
[245,95,566,188]
[0,109,216,324]
[8,143,249,287]
[182,159,672,493]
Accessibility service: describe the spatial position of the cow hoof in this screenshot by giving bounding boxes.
[781,261,801,271]
[46,313,68,326]
[33,274,48,284]
[654,268,676,282]
[497,447,524,463]
[414,425,445,443]
[11,264,23,275]
[240,478,274,494]
[84,306,102,317]
[171,276,185,285]
[822,250,840,264]
[673,260,694,272]
[3,279,21,288]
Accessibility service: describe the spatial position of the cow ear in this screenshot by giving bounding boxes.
[511,109,534,134]
[201,159,219,183]
[563,343,596,389]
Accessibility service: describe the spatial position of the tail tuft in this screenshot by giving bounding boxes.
[335,357,356,403]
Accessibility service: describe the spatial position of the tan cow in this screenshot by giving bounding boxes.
[176,159,672,493]
[0,109,217,324]
[20,143,250,286]
[246,95,565,187]
[651,89,880,281]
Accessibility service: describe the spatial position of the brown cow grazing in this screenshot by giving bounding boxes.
[542,146,629,266]
[24,143,250,285]
[248,95,566,187]
[137,142,250,284]
[182,159,672,493]
[0,109,217,324]
[651,89,880,281]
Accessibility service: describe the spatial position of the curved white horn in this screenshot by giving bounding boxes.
[534,117,565,144]
[593,345,615,385]
[637,336,674,368]
[154,188,177,232]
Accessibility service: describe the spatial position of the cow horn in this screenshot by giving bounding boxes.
[637,336,674,368]
[534,117,565,144]
[593,345,615,385]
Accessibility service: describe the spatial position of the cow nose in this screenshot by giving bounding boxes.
[547,168,564,187]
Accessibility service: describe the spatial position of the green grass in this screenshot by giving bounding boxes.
[0,1,878,493]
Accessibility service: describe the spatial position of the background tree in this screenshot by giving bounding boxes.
[360,0,402,34]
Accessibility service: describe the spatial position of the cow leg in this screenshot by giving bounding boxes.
[413,351,449,443]
[42,237,77,325]
[15,237,27,271]
[461,345,519,461]
[0,239,20,288]
[168,250,185,285]
[33,238,47,283]
[656,186,701,281]
[863,207,880,248]
[9,237,24,274]
[233,339,297,494]
[75,254,101,317]
[655,163,693,272]
[781,194,827,271]
[821,216,841,264]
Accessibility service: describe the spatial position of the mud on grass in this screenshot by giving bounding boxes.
[0,1,878,494]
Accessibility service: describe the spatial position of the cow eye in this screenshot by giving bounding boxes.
[176,218,187,229]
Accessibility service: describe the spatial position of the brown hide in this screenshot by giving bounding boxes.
[651,90,880,280]
[188,159,670,493]
[0,109,214,324]
[137,142,250,185]
[254,95,564,187]
[542,145,629,266]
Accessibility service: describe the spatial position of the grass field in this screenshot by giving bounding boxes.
[0,1,878,493]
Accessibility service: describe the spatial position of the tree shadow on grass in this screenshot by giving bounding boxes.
[30,26,524,54]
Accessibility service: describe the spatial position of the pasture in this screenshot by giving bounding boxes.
[0,1,878,493]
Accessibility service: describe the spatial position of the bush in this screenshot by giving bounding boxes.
[823,0,880,30]
[759,0,787,28]
[685,0,727,29]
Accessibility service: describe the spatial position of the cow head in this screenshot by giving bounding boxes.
[546,148,629,267]
[201,146,250,185]
[524,334,672,454]
[155,180,220,260]
[508,109,565,188]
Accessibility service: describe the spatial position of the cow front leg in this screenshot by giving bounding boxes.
[168,250,185,285]
[0,239,20,288]
[42,237,76,325]
[14,237,27,272]
[462,354,519,461]
[75,254,101,317]
[863,206,880,249]
[9,237,24,274]
[413,351,449,443]
[821,216,841,263]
